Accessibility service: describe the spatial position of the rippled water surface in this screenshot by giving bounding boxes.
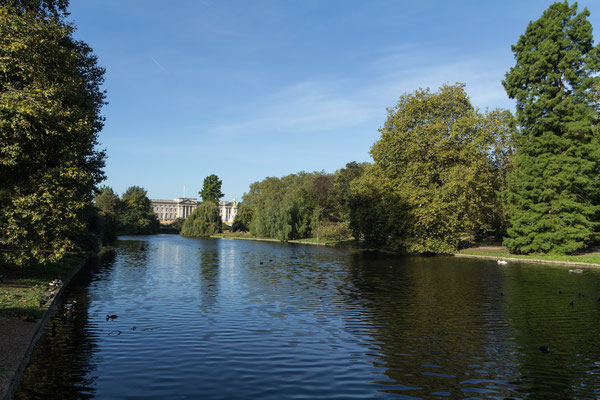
[15,235,600,399]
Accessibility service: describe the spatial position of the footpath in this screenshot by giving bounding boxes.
[0,258,87,400]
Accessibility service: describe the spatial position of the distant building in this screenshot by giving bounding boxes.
[219,199,238,226]
[150,197,238,226]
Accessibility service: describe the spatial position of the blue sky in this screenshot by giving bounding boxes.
[68,0,600,202]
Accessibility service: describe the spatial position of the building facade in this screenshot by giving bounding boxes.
[151,198,238,226]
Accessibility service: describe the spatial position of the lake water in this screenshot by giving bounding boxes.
[15,235,600,399]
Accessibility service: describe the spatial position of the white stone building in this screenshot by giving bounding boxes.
[151,198,238,226]
[219,199,238,226]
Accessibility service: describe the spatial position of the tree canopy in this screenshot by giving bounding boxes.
[116,186,159,235]
[199,174,223,204]
[503,1,600,254]
[0,4,106,265]
[180,202,221,237]
[366,83,514,253]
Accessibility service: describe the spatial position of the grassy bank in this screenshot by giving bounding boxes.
[213,232,356,247]
[289,237,356,246]
[0,256,85,322]
[458,246,600,265]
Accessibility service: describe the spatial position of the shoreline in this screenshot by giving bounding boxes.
[0,257,88,400]
[216,235,600,267]
[453,252,600,268]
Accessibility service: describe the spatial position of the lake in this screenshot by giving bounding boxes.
[15,234,600,399]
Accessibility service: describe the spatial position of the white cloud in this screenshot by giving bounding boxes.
[206,49,515,141]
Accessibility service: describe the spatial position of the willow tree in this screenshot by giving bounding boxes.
[369,83,514,254]
[503,1,600,254]
[180,202,221,238]
[0,2,106,265]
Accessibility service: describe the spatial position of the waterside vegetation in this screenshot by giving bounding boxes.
[0,255,84,321]
[230,2,600,259]
[1,1,599,272]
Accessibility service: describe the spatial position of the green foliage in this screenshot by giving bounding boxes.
[314,221,351,241]
[91,186,120,246]
[0,255,83,321]
[116,186,159,235]
[170,218,185,233]
[180,202,221,237]
[242,167,369,242]
[94,186,120,215]
[503,1,600,254]
[366,83,514,254]
[348,165,409,250]
[199,174,223,204]
[245,172,321,240]
[232,204,253,232]
[0,5,105,265]
[330,161,369,223]
[0,0,69,18]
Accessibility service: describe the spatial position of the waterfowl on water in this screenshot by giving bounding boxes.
[568,269,584,274]
[538,346,550,354]
[497,260,508,265]
[106,314,118,321]
[64,300,77,309]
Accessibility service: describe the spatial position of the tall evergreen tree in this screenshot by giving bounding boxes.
[503,1,600,254]
[199,174,223,204]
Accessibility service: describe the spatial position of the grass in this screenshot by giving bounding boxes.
[0,255,84,322]
[458,246,600,265]
[212,232,256,239]
[290,237,356,246]
[212,232,356,247]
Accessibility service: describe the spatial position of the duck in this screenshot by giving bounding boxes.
[64,300,77,309]
[497,259,508,265]
[568,269,584,274]
[538,346,550,354]
[106,314,118,321]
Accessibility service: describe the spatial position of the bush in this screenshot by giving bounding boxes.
[315,221,351,241]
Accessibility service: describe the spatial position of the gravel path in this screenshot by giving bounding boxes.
[0,317,40,400]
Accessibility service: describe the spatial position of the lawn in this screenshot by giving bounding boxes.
[0,256,85,321]
[458,246,600,265]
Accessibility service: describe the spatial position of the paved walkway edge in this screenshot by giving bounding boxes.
[3,257,88,400]
[454,253,600,268]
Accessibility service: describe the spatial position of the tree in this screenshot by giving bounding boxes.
[348,165,409,249]
[232,204,253,232]
[0,0,69,18]
[117,186,159,235]
[94,186,120,215]
[180,202,221,237]
[368,83,514,253]
[0,3,106,265]
[330,161,369,223]
[503,1,600,254]
[245,172,321,240]
[199,174,223,204]
[91,186,120,246]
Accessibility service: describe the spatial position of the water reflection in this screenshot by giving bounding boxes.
[15,235,600,399]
